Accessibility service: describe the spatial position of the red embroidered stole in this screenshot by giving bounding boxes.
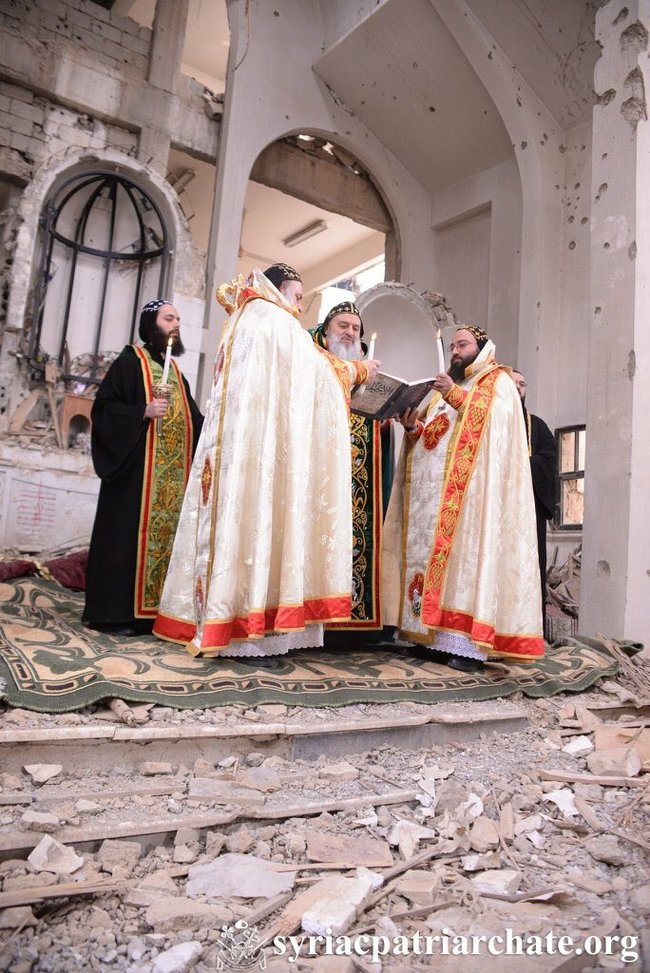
[421,365,501,626]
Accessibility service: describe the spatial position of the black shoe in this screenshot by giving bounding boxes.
[409,643,451,665]
[86,622,138,637]
[445,654,485,673]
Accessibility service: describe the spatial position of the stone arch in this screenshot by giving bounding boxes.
[8,148,202,340]
[357,282,458,383]
[202,0,436,393]
[0,149,204,429]
[248,127,402,279]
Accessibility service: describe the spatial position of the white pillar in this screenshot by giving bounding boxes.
[580,0,650,638]
[139,0,190,176]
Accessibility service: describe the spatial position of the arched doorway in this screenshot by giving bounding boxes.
[238,134,399,330]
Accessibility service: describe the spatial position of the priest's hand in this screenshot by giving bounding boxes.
[433,372,453,395]
[365,358,381,383]
[398,407,420,433]
[144,398,169,419]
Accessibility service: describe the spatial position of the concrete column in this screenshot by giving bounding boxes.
[148,0,190,93]
[138,0,190,176]
[580,0,650,639]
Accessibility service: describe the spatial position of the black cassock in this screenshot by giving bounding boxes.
[83,345,203,630]
[525,409,556,631]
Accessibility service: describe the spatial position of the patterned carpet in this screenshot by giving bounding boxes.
[0,579,618,713]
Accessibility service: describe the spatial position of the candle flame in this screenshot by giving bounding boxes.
[437,328,442,339]
[371,332,377,339]
[167,337,173,346]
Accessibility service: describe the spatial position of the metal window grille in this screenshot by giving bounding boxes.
[30,170,171,386]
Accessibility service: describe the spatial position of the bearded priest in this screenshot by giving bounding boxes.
[310,302,393,637]
[83,300,203,636]
[383,326,544,673]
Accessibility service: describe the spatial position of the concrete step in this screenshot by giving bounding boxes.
[0,700,529,775]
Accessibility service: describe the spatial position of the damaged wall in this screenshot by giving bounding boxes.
[0,0,645,639]
[580,0,650,638]
[430,158,523,367]
[0,0,219,552]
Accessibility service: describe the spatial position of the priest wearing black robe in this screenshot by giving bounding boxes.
[83,300,203,636]
[512,370,556,636]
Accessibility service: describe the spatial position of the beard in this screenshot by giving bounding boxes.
[448,360,466,382]
[150,324,185,357]
[448,351,478,383]
[327,335,362,362]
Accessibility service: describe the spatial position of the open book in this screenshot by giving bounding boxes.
[351,371,435,421]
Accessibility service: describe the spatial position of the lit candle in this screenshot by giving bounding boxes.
[367,332,377,360]
[161,336,173,384]
[436,328,445,374]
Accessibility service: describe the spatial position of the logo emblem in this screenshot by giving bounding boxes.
[216,920,266,971]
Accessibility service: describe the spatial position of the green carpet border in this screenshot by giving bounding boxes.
[0,658,620,713]
[0,578,619,713]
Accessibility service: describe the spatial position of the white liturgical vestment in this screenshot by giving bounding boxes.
[154,271,356,657]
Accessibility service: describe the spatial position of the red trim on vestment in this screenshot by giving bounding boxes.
[236,287,260,307]
[428,607,544,658]
[236,287,301,321]
[153,614,196,644]
[421,366,501,625]
[154,595,352,651]
[133,347,156,617]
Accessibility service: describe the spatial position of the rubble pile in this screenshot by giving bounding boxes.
[546,547,582,641]
[0,684,648,972]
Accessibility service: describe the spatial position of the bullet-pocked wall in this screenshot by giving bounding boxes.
[0,0,217,552]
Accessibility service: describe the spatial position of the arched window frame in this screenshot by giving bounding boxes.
[30,169,172,385]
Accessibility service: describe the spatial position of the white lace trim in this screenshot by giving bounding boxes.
[434,630,487,661]
[219,624,324,658]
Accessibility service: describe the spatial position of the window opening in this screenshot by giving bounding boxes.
[318,259,385,323]
[30,170,170,388]
[556,425,586,529]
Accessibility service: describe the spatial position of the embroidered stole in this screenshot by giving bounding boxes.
[420,366,501,627]
[133,346,193,617]
[329,414,383,629]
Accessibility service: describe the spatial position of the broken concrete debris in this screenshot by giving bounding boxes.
[26,835,84,876]
[186,853,295,900]
[0,672,648,970]
[22,764,63,785]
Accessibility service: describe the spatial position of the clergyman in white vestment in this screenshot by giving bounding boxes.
[154,266,375,658]
[382,325,545,674]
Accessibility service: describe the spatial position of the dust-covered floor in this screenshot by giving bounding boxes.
[0,678,648,973]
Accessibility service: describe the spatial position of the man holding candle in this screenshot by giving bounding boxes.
[310,302,392,637]
[83,299,203,636]
[383,326,544,672]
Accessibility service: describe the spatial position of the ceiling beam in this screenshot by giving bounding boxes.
[250,141,392,234]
